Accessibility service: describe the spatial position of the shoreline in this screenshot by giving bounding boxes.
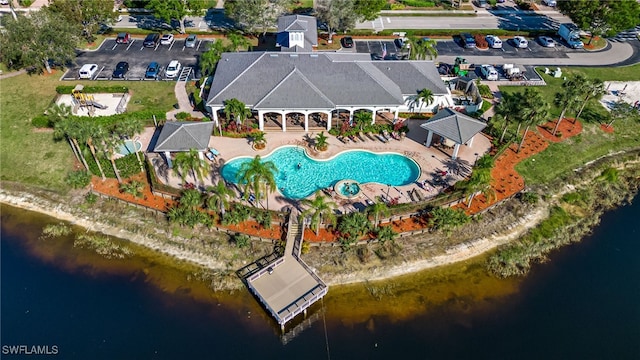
[0,187,547,286]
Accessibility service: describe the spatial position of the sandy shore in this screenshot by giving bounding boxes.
[0,187,548,286]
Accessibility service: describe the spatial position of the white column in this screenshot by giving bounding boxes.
[198,151,205,161]
[425,130,433,147]
[212,110,218,126]
[164,151,173,168]
[348,110,353,125]
[325,111,331,130]
[452,143,460,159]
[258,111,264,131]
[467,135,474,147]
[394,108,399,120]
[281,111,286,132]
[304,112,309,132]
[371,109,376,125]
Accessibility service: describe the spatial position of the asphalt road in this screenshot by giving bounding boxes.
[64,37,211,81]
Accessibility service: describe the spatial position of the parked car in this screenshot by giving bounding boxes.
[461,33,476,48]
[486,35,503,49]
[538,36,556,47]
[480,64,498,81]
[143,33,160,47]
[112,61,129,78]
[160,34,174,45]
[371,53,383,60]
[185,34,197,48]
[542,0,556,6]
[165,60,181,78]
[116,32,131,44]
[145,62,160,78]
[477,0,488,8]
[79,64,99,79]
[394,37,411,49]
[340,36,353,48]
[513,36,528,48]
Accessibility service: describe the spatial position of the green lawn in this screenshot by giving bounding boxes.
[0,73,176,192]
[501,65,640,185]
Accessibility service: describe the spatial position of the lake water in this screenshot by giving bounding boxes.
[1,196,639,359]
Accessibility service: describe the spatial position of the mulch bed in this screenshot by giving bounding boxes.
[91,173,173,212]
[537,118,583,143]
[600,124,615,133]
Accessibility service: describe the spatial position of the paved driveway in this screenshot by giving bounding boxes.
[64,36,211,81]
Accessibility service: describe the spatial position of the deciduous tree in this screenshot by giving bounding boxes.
[315,0,359,42]
[47,0,116,42]
[146,0,205,34]
[558,0,640,43]
[224,0,290,36]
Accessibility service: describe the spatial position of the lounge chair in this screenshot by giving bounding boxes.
[376,133,388,143]
[349,135,359,143]
[358,131,367,141]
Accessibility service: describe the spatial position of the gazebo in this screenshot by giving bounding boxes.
[420,108,487,159]
[153,121,215,168]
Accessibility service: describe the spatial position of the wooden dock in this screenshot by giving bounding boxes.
[244,210,328,330]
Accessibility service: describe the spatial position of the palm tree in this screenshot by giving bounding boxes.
[236,155,278,210]
[457,169,495,208]
[315,131,328,151]
[115,118,144,173]
[120,180,144,198]
[223,98,252,129]
[607,100,638,128]
[53,117,89,170]
[518,89,549,153]
[417,88,434,113]
[174,149,209,184]
[428,207,469,234]
[408,36,438,60]
[494,92,519,143]
[226,32,252,52]
[206,180,234,218]
[101,132,123,183]
[552,89,579,135]
[573,76,605,123]
[200,40,226,77]
[353,111,371,130]
[375,225,397,247]
[368,200,390,228]
[301,191,337,236]
[81,121,107,181]
[46,103,72,126]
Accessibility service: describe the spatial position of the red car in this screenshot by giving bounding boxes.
[116,32,131,44]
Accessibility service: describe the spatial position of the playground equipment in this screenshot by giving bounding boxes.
[71,84,107,116]
[453,57,470,77]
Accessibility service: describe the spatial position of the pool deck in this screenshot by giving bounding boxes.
[141,119,491,211]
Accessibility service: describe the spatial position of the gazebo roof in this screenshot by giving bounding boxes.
[419,108,487,144]
[154,121,214,152]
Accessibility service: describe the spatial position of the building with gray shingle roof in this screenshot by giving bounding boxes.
[419,108,487,159]
[276,15,318,52]
[153,121,214,167]
[206,52,453,132]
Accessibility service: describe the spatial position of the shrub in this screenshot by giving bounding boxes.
[65,170,92,189]
[56,85,128,94]
[175,112,191,120]
[477,84,494,99]
[475,34,489,48]
[31,115,51,128]
[520,192,539,204]
[85,192,98,204]
[399,0,436,7]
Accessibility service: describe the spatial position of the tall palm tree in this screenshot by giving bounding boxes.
[552,89,579,135]
[174,149,209,184]
[353,111,371,130]
[457,169,495,208]
[226,32,252,52]
[47,103,72,126]
[518,89,549,153]
[81,121,107,181]
[494,92,519,143]
[417,88,434,113]
[53,117,89,170]
[236,155,278,210]
[223,98,252,129]
[101,133,123,183]
[200,40,226,77]
[407,36,438,60]
[206,180,234,218]
[115,118,144,172]
[368,200,390,228]
[315,131,328,151]
[301,191,338,236]
[573,76,605,123]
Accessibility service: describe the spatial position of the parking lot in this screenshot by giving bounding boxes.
[354,36,587,61]
[64,36,212,81]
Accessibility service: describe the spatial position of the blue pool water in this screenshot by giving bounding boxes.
[221,146,420,199]
[117,140,142,156]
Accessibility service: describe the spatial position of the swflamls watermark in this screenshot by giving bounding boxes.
[2,345,59,356]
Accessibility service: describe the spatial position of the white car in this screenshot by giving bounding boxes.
[513,36,528,48]
[486,35,503,49]
[165,60,181,78]
[538,36,556,47]
[480,64,498,81]
[160,34,174,45]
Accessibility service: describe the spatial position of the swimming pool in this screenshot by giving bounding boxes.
[117,139,142,156]
[221,146,420,199]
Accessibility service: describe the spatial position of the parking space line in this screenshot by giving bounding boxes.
[154,44,159,51]
[94,66,105,80]
[126,40,134,51]
[111,43,117,51]
[169,41,175,51]
[140,45,145,51]
[182,45,185,52]
[196,40,202,51]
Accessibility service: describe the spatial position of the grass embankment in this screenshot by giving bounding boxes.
[501,65,640,185]
[0,74,176,192]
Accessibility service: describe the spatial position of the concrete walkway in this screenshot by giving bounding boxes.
[165,81,207,121]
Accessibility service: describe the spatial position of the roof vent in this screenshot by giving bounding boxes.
[310,54,318,57]
[387,67,391,70]
[269,54,279,57]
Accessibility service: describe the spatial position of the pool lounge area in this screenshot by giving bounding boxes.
[143,118,491,211]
